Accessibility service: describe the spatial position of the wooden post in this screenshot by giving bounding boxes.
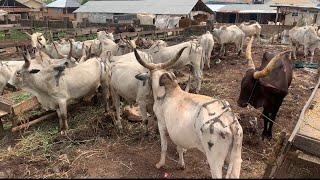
[275,7,279,23]
[0,118,4,138]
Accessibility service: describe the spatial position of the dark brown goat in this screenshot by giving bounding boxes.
[237,37,293,140]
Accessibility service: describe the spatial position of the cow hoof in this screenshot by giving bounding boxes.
[178,163,186,170]
[60,130,67,136]
[156,162,164,169]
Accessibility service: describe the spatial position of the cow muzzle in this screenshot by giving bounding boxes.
[237,100,248,108]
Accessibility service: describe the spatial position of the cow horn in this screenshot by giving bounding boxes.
[25,32,32,37]
[253,50,291,79]
[97,42,103,57]
[22,49,31,69]
[246,36,255,70]
[67,40,72,59]
[53,42,66,59]
[133,47,187,70]
[133,49,156,70]
[157,47,187,69]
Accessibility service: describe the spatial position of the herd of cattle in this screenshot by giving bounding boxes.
[0,20,318,178]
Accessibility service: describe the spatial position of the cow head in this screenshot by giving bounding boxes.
[97,30,115,41]
[25,32,47,52]
[11,49,41,87]
[237,36,291,108]
[133,47,186,100]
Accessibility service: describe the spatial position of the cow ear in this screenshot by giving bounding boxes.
[135,72,149,81]
[159,72,175,86]
[29,69,40,74]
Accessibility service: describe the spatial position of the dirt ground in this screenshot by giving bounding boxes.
[0,39,319,178]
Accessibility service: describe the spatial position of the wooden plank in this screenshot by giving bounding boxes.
[298,88,320,140]
[289,76,320,142]
[12,96,39,115]
[0,96,13,113]
[297,151,320,165]
[294,134,320,157]
[0,110,8,118]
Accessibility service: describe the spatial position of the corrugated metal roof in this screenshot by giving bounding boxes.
[207,4,226,11]
[46,0,80,8]
[208,3,277,13]
[207,0,250,4]
[269,0,318,8]
[74,0,204,15]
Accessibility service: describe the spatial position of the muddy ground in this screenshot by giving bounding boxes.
[0,39,319,178]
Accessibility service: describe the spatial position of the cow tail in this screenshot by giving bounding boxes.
[226,120,243,178]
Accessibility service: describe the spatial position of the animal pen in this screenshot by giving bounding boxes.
[1,21,320,178]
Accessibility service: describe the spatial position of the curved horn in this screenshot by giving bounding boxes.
[97,42,103,57]
[22,49,31,69]
[133,49,156,70]
[253,50,291,79]
[53,42,66,59]
[67,40,73,59]
[157,47,187,69]
[133,46,187,70]
[120,33,126,42]
[246,36,255,70]
[25,32,32,37]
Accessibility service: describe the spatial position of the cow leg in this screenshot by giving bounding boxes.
[205,139,229,178]
[111,89,123,132]
[304,47,309,61]
[57,100,68,135]
[56,109,63,132]
[100,79,110,112]
[205,53,211,69]
[236,43,241,56]
[156,121,167,169]
[266,105,281,140]
[219,44,224,56]
[291,44,297,60]
[137,101,149,134]
[309,48,315,62]
[177,145,185,170]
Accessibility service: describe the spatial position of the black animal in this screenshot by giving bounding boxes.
[237,37,293,140]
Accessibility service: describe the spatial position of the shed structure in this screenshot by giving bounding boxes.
[74,0,214,29]
[45,0,80,20]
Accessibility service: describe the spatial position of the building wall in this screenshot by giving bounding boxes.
[76,12,114,23]
[284,12,315,25]
[46,8,76,20]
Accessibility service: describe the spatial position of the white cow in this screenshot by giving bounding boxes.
[107,50,154,132]
[239,21,261,41]
[212,25,245,56]
[133,48,243,178]
[289,25,320,62]
[0,61,24,94]
[10,50,109,134]
[198,31,214,69]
